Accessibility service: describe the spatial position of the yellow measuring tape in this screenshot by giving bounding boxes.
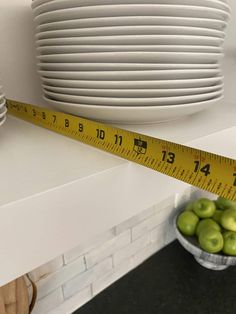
[6,99,236,201]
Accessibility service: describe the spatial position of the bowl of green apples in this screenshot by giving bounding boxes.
[174,196,236,270]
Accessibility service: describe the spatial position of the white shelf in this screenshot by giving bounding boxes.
[0,115,190,285]
[0,0,235,286]
[1,64,236,284]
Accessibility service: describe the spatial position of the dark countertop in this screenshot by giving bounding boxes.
[74,240,236,314]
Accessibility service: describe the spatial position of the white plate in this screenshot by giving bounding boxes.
[36,25,225,39]
[32,0,51,9]
[44,89,223,106]
[34,5,230,26]
[36,16,227,33]
[44,94,223,124]
[43,82,224,97]
[32,0,230,10]
[33,0,230,16]
[39,69,221,80]
[41,76,224,89]
[36,35,223,47]
[0,115,6,127]
[0,98,6,110]
[38,51,224,64]
[0,106,7,119]
[38,62,220,71]
[37,45,223,55]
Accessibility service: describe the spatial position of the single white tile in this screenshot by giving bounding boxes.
[132,205,172,241]
[154,196,175,215]
[29,256,64,282]
[63,257,113,299]
[175,186,194,210]
[32,288,63,314]
[115,206,155,235]
[133,241,165,268]
[164,218,177,246]
[113,234,150,266]
[47,286,92,314]
[92,258,134,296]
[85,230,131,269]
[36,256,86,300]
[64,228,115,264]
[150,222,167,243]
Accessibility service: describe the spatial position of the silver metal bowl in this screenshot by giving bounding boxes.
[173,210,236,270]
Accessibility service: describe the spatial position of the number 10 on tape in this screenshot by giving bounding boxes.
[6,99,236,201]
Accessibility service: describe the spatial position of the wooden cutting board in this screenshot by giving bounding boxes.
[0,277,29,314]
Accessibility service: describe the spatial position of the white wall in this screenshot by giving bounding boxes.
[0,1,45,106]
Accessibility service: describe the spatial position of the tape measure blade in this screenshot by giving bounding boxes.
[6,99,236,201]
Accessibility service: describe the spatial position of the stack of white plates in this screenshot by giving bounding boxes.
[0,87,7,127]
[32,0,231,124]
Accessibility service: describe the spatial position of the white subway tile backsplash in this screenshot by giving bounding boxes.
[93,233,166,298]
[85,230,131,269]
[165,228,176,246]
[63,257,113,300]
[175,186,194,210]
[133,241,165,268]
[150,222,167,244]
[64,229,115,264]
[36,256,86,300]
[47,286,92,314]
[131,205,172,241]
[29,194,180,314]
[115,206,155,235]
[155,204,174,221]
[92,258,134,296]
[164,218,176,246]
[32,288,63,314]
[151,214,176,247]
[29,256,64,282]
[131,224,167,269]
[154,196,175,215]
[113,234,150,266]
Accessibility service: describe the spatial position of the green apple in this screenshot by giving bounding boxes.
[185,201,194,211]
[193,198,216,218]
[215,197,236,211]
[221,209,236,232]
[199,228,224,254]
[212,209,222,224]
[196,218,221,237]
[223,231,236,256]
[177,211,199,236]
